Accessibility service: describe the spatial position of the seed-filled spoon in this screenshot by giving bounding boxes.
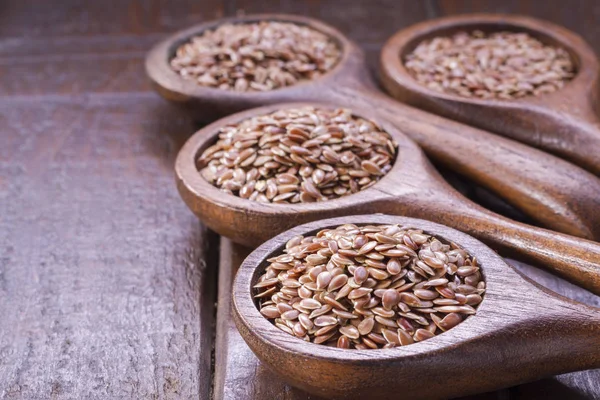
[176,102,600,295]
[146,13,600,240]
[232,214,600,400]
[381,13,600,176]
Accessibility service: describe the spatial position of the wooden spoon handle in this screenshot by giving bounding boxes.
[394,172,600,295]
[521,104,600,176]
[320,84,600,240]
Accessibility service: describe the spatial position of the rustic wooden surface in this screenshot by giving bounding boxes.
[0,1,224,399]
[2,1,600,399]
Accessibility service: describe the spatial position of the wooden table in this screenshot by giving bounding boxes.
[1,1,598,399]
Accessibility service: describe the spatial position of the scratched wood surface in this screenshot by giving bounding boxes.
[0,1,224,399]
[1,1,600,399]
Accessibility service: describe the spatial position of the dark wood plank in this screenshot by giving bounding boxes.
[0,0,225,37]
[0,94,217,398]
[0,0,227,97]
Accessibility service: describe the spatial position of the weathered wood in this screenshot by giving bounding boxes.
[232,215,600,399]
[146,13,600,240]
[0,0,225,37]
[0,95,218,398]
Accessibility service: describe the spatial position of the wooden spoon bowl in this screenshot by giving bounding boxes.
[147,13,600,240]
[176,102,600,295]
[232,214,600,400]
[380,13,600,176]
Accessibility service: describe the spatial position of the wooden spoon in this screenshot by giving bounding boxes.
[380,13,600,176]
[232,214,600,400]
[146,13,600,240]
[176,102,600,295]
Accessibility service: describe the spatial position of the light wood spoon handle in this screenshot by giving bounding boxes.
[517,102,600,176]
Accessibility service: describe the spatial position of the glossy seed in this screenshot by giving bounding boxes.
[339,325,360,340]
[317,271,332,289]
[314,315,338,327]
[260,306,280,319]
[357,317,375,335]
[414,328,434,341]
[381,289,400,310]
[328,274,348,292]
[255,223,483,349]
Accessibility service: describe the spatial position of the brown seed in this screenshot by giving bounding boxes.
[317,271,332,289]
[358,241,378,255]
[386,259,402,275]
[314,324,338,337]
[466,294,483,306]
[381,289,400,310]
[298,313,314,330]
[299,298,322,310]
[281,310,300,321]
[400,292,422,307]
[404,30,574,100]
[335,284,353,300]
[260,306,281,319]
[328,274,348,292]
[362,337,379,349]
[313,331,337,344]
[314,315,338,327]
[322,296,348,311]
[368,268,390,281]
[398,329,414,345]
[348,287,372,300]
[414,289,438,300]
[256,223,483,349]
[332,309,358,319]
[375,315,398,328]
[254,278,279,288]
[435,313,463,331]
[414,328,435,342]
[382,329,401,345]
[336,325,360,341]
[353,266,369,284]
[309,304,333,319]
[337,335,351,349]
[357,317,375,335]
[367,332,386,345]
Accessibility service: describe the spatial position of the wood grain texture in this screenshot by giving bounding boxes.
[3,1,600,399]
[0,95,218,399]
[0,0,225,394]
[508,259,600,400]
[0,0,225,37]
